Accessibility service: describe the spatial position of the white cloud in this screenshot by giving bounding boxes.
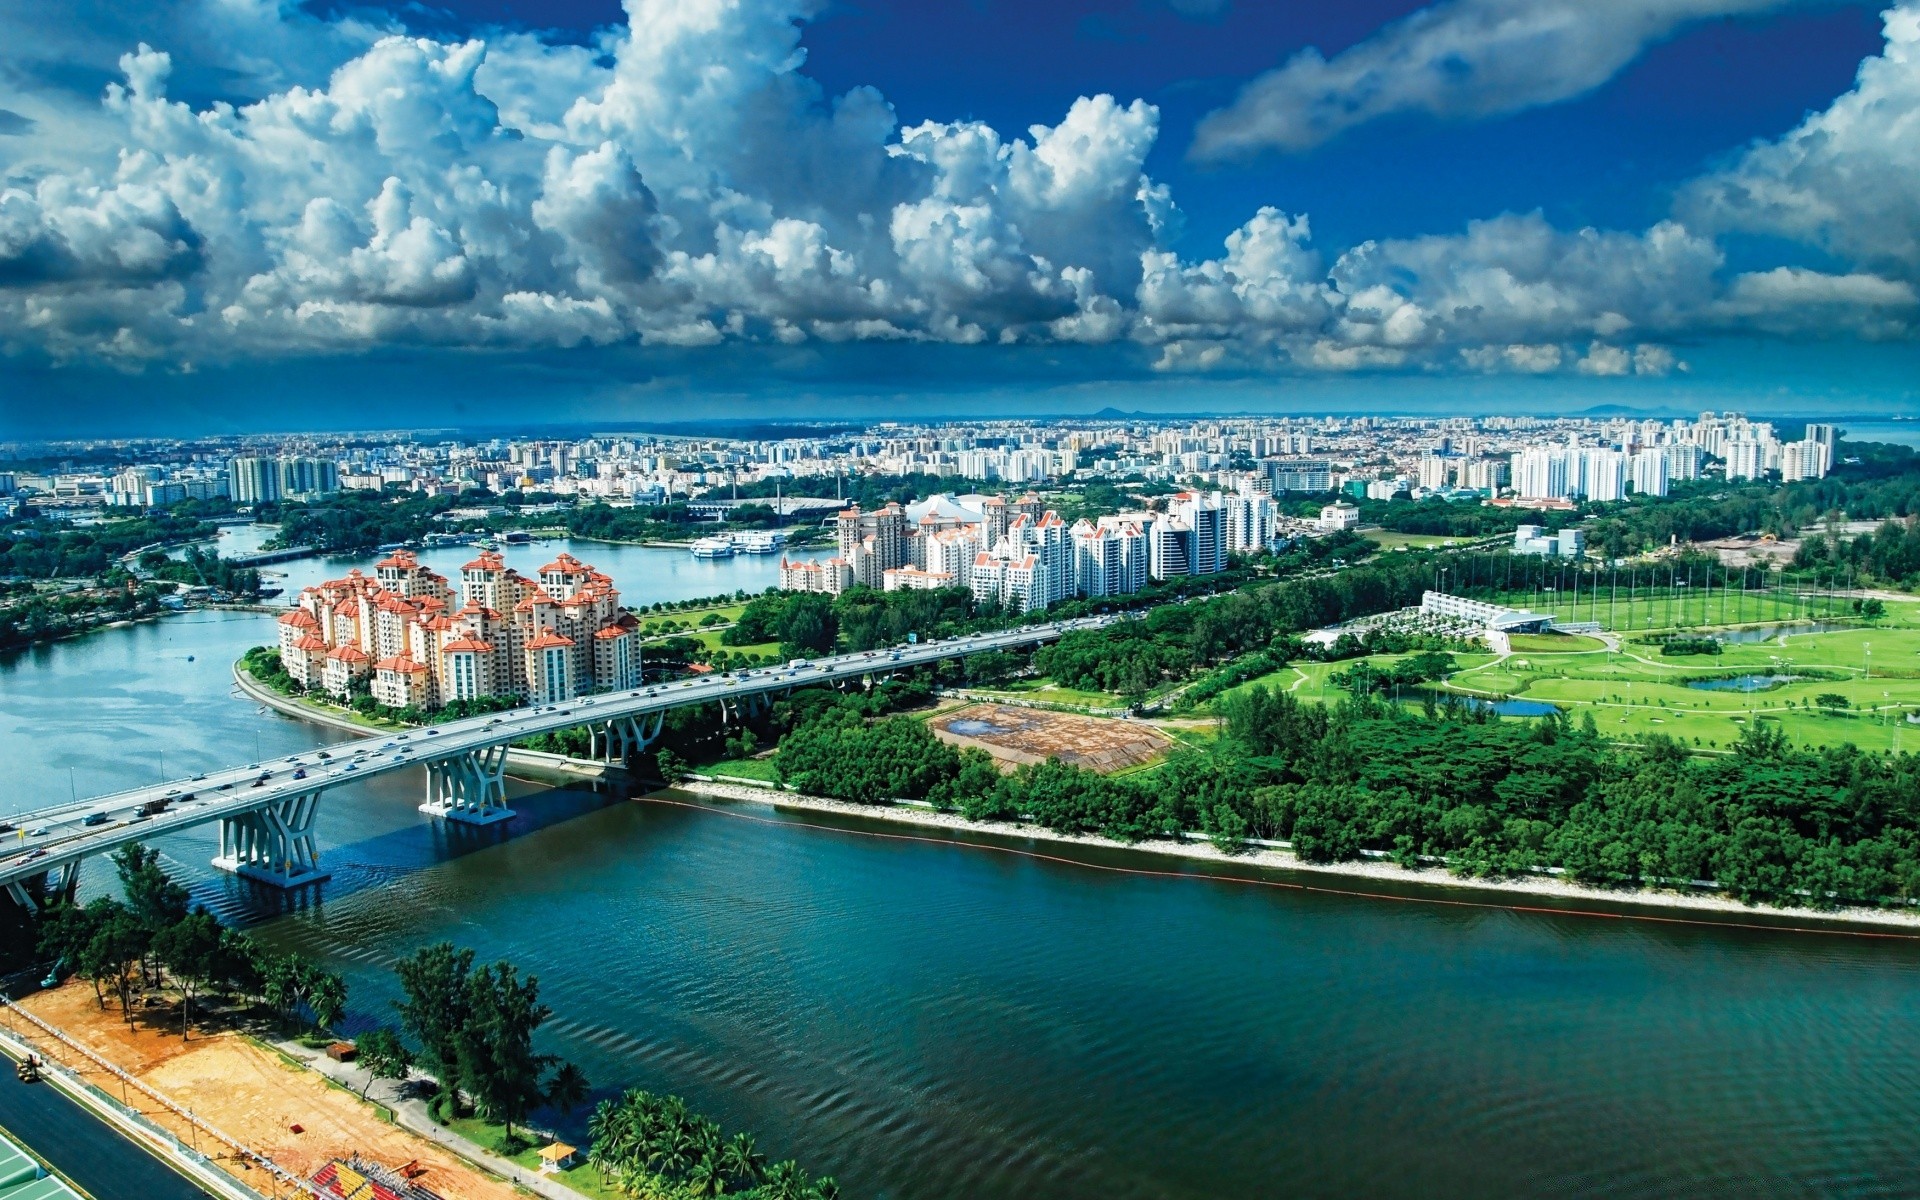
[1681,4,1920,272]
[1192,0,1806,159]
[0,0,1912,379]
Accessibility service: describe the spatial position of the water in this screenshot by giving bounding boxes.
[1716,622,1850,645]
[7,610,1920,1197]
[201,528,833,604]
[1465,697,1563,717]
[1688,674,1806,692]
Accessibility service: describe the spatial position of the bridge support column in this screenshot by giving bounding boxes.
[6,859,81,912]
[213,792,329,888]
[596,713,663,763]
[420,745,513,826]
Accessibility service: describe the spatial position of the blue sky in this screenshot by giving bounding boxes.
[1,0,1916,435]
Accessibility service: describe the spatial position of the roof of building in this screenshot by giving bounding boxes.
[375,654,429,674]
[278,609,319,627]
[442,637,494,653]
[593,626,630,640]
[327,646,370,663]
[294,634,330,652]
[526,627,575,650]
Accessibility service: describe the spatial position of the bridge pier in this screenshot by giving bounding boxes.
[6,859,82,912]
[213,792,330,888]
[420,745,513,826]
[591,712,663,763]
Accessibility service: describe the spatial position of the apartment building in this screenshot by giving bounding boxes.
[277,549,639,709]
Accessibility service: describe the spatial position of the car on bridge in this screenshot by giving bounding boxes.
[82,813,109,827]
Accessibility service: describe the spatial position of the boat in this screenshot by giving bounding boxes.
[502,531,531,545]
[735,530,787,554]
[689,535,736,559]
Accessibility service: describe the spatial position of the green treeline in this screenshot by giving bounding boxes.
[37,844,348,1037]
[768,684,1920,907]
[0,510,220,577]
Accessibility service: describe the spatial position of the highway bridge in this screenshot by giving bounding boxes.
[0,614,1115,905]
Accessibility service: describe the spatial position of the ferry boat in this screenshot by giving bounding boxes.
[734,530,787,554]
[689,535,736,559]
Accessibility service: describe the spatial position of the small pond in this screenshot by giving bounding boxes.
[1463,697,1563,717]
[945,718,1015,736]
[1687,674,1806,692]
[1714,621,1850,644]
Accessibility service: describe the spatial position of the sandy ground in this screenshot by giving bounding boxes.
[13,984,520,1200]
[676,780,1920,933]
[929,703,1171,772]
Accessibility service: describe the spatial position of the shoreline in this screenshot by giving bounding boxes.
[676,779,1920,932]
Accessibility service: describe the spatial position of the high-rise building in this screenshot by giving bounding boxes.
[1581,450,1625,502]
[1781,439,1833,482]
[1725,440,1765,482]
[1512,450,1570,500]
[278,456,340,499]
[1629,449,1670,497]
[229,456,282,504]
[1264,458,1335,493]
[1224,486,1274,554]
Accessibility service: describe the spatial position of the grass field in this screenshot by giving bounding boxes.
[444,1116,623,1198]
[1438,599,1920,750]
[962,678,1133,710]
[703,754,782,781]
[1363,530,1471,551]
[1478,583,1863,633]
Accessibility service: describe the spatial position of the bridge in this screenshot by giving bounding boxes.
[0,615,1116,906]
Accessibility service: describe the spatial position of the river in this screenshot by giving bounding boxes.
[4,545,1920,1198]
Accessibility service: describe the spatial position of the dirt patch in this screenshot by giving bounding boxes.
[15,983,519,1200]
[929,703,1170,773]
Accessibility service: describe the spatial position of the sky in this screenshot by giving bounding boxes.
[1,0,1918,436]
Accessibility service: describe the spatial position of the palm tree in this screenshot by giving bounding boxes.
[720,1132,766,1189]
[546,1061,590,1117]
[759,1161,807,1200]
[685,1152,728,1198]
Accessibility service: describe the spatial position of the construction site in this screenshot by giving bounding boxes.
[7,983,521,1200]
[929,703,1172,773]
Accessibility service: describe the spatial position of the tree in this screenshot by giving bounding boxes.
[355,1027,414,1099]
[151,909,223,1038]
[393,942,475,1090]
[113,842,187,987]
[83,903,150,1026]
[306,968,348,1033]
[545,1061,591,1118]
[454,960,557,1142]
[653,748,686,785]
[1815,693,1850,713]
[720,1132,766,1190]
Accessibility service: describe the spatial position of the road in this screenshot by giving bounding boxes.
[0,1072,212,1200]
[0,613,1120,891]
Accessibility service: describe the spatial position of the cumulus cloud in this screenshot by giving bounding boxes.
[1192,0,1806,159]
[1680,4,1920,272]
[0,0,1913,378]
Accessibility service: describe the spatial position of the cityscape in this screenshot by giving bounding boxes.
[3,2,1920,1199]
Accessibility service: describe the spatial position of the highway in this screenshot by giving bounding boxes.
[0,613,1117,892]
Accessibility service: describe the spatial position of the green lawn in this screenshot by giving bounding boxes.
[1364,530,1469,551]
[704,755,782,782]
[636,603,745,638]
[963,679,1131,709]
[443,1116,618,1198]
[1505,632,1607,654]
[1480,584,1864,633]
[1437,605,1920,750]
